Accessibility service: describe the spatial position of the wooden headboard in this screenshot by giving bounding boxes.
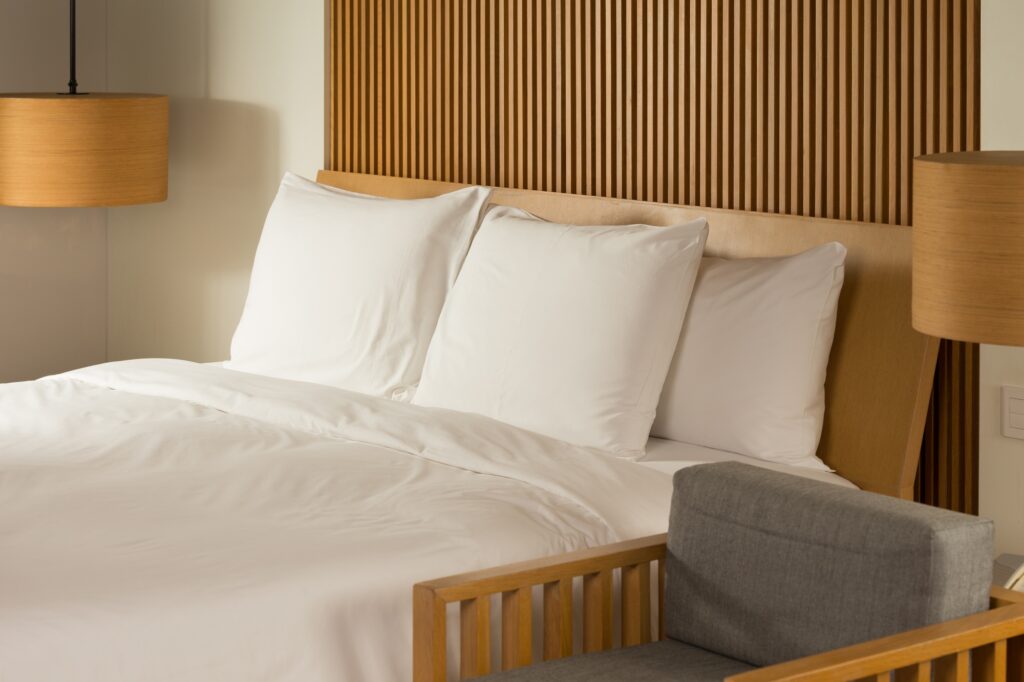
[318,170,939,499]
[326,0,980,510]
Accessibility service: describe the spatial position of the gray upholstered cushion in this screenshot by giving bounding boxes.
[666,462,993,667]
[479,640,754,681]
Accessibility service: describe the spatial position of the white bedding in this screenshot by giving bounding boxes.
[637,437,858,489]
[0,359,672,682]
[0,359,854,681]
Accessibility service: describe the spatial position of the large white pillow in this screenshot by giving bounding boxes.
[651,242,847,470]
[226,173,490,398]
[413,206,708,457]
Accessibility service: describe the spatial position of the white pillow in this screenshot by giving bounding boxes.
[413,206,708,457]
[651,242,847,470]
[226,173,490,398]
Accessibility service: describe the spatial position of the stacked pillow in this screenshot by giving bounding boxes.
[412,206,708,457]
[231,174,847,470]
[652,243,847,471]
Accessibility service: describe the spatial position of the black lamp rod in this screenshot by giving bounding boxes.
[67,0,79,95]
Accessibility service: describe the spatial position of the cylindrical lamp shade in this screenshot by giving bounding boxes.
[0,93,168,207]
[913,151,1024,346]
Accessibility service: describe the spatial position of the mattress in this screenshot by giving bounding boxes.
[637,437,858,489]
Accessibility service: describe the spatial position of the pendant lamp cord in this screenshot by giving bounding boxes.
[67,0,78,94]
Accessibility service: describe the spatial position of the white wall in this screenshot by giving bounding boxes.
[105,0,324,362]
[980,0,1024,556]
[0,2,108,382]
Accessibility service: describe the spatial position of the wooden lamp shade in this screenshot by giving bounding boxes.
[913,151,1024,346]
[0,93,168,208]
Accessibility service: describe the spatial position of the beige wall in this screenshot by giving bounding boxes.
[2,1,323,379]
[106,0,324,362]
[0,2,108,382]
[980,0,1024,556]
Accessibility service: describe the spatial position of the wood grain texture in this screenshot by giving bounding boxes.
[327,0,979,219]
[916,339,980,513]
[459,597,490,678]
[1007,635,1024,682]
[0,94,168,208]
[501,587,531,670]
[319,170,938,499]
[894,661,933,682]
[973,640,1009,682]
[413,534,667,680]
[413,534,1024,682]
[412,584,447,682]
[414,531,668,604]
[326,0,981,512]
[913,153,1024,347]
[621,563,653,646]
[728,604,1024,682]
[582,570,613,653]
[542,579,572,661]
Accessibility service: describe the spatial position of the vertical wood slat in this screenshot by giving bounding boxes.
[975,640,1010,682]
[895,661,933,682]
[583,570,613,653]
[332,0,979,222]
[501,587,532,671]
[916,341,980,513]
[1008,635,1024,682]
[934,651,971,682]
[543,579,573,661]
[621,563,653,647]
[658,558,666,640]
[460,597,490,679]
[413,585,447,682]
[326,0,337,170]
[329,0,981,513]
[339,0,978,223]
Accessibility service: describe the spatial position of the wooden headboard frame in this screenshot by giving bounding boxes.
[326,0,982,511]
[318,170,939,499]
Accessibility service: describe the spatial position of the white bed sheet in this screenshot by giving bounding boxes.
[0,359,854,682]
[637,437,858,488]
[0,359,672,682]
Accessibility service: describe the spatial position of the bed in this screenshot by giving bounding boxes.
[0,173,936,682]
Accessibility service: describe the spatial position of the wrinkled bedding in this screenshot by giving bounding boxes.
[0,360,674,681]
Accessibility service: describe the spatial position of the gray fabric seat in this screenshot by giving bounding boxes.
[483,462,993,681]
[479,640,754,681]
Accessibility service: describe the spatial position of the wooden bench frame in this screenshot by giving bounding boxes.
[413,534,1024,682]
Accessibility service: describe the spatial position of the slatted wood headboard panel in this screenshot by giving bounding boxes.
[327,0,981,509]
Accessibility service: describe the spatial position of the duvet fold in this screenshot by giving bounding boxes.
[0,359,671,682]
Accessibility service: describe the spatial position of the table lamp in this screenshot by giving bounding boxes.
[913,151,1024,347]
[0,0,168,208]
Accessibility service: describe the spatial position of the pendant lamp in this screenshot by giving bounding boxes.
[913,151,1024,347]
[0,0,168,208]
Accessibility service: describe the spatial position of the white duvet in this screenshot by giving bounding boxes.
[0,359,673,681]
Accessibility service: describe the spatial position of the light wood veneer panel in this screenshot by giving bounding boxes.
[326,0,981,510]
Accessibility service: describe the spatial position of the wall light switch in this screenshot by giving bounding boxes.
[1004,386,1024,440]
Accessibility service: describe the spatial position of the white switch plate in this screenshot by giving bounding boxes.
[1004,386,1024,440]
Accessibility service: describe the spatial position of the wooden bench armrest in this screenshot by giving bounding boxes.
[415,533,667,601]
[992,584,1024,609]
[415,536,1024,682]
[726,600,1024,681]
[413,533,668,681]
